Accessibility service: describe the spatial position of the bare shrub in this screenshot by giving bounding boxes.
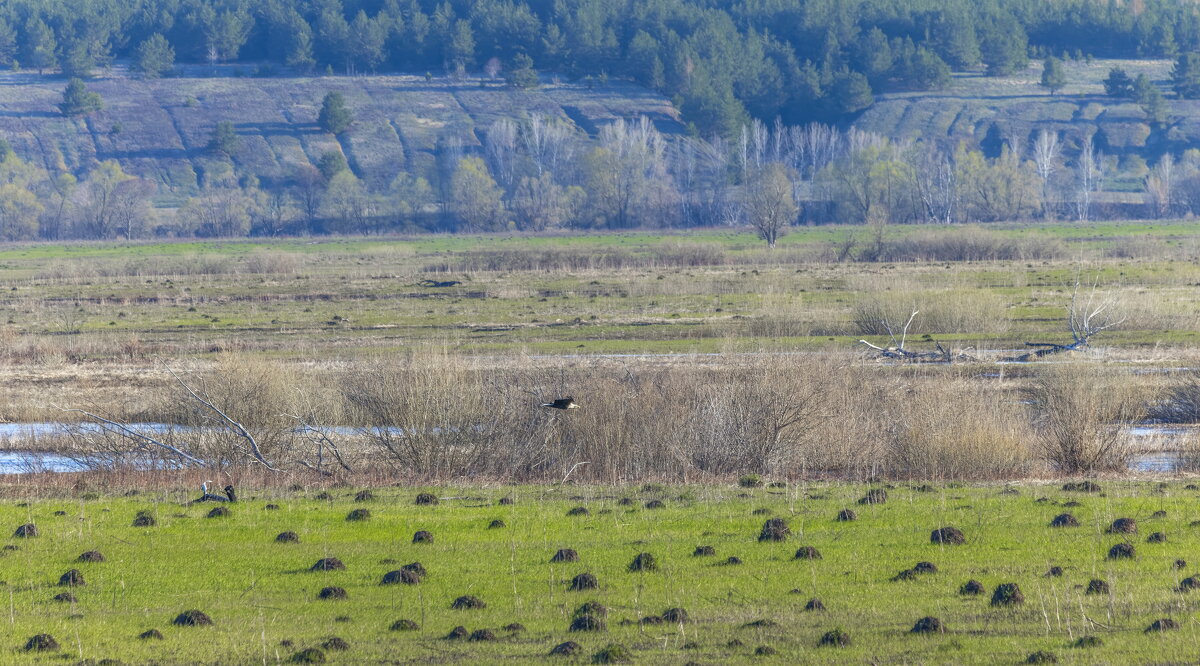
[1148,373,1200,424]
[1024,365,1147,474]
[243,251,303,275]
[881,227,1064,262]
[851,291,1011,336]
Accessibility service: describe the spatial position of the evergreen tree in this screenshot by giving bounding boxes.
[979,15,1028,77]
[135,33,174,78]
[1171,53,1200,99]
[317,150,349,180]
[1135,74,1169,125]
[505,52,538,89]
[1102,68,1134,97]
[21,17,57,75]
[448,19,475,72]
[1040,57,1067,93]
[318,91,353,134]
[829,70,873,115]
[208,121,239,156]
[60,78,102,117]
[60,41,96,79]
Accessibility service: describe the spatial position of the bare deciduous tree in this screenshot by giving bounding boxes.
[1075,135,1104,222]
[1032,129,1060,218]
[743,163,797,248]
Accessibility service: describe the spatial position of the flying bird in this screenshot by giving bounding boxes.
[541,397,579,410]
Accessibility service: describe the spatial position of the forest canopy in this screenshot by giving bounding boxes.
[0,0,1196,135]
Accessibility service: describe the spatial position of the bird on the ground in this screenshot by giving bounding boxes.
[541,397,579,410]
[197,481,233,502]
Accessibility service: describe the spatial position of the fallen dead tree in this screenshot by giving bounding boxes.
[857,310,953,363]
[1005,279,1124,362]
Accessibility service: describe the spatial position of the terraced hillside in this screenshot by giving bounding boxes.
[0,66,682,197]
[856,58,1183,158]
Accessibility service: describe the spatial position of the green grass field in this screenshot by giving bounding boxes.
[2,481,1200,664]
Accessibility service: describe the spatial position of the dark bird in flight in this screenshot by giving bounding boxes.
[541,397,579,410]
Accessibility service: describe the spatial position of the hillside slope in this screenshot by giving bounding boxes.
[0,67,682,198]
[855,59,1191,159]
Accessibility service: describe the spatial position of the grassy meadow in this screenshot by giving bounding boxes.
[2,481,1200,664]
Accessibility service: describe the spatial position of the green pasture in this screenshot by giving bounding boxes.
[1,482,1199,663]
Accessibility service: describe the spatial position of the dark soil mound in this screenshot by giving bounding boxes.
[53,592,76,602]
[662,608,689,623]
[1025,651,1057,663]
[498,496,514,505]
[1045,566,1063,577]
[913,561,938,574]
[693,545,715,557]
[288,648,326,663]
[549,641,580,656]
[1147,532,1167,543]
[628,552,658,572]
[314,492,331,500]
[1146,618,1179,632]
[1073,636,1102,648]
[569,573,599,590]
[310,558,345,571]
[389,619,419,631]
[569,614,605,631]
[52,510,66,516]
[445,626,468,639]
[451,595,485,610]
[990,583,1024,606]
[744,619,779,629]
[321,637,349,651]
[644,500,665,509]
[1062,500,1081,507]
[414,493,438,505]
[345,509,370,522]
[1151,510,1167,518]
[206,506,230,518]
[58,569,85,587]
[334,616,351,623]
[131,512,155,527]
[402,562,427,576]
[77,550,105,562]
[794,546,822,560]
[722,556,742,565]
[276,531,300,543]
[739,475,763,488]
[818,628,850,647]
[960,580,985,595]
[1108,518,1137,534]
[617,498,635,506]
[138,629,163,640]
[892,569,919,581]
[754,645,777,656]
[468,629,496,641]
[1062,481,1100,492]
[1175,559,1188,569]
[265,504,280,510]
[354,490,375,502]
[412,530,434,544]
[915,484,936,492]
[173,610,213,626]
[1049,513,1079,528]
[1085,579,1110,595]
[758,518,791,542]
[575,601,607,618]
[1178,576,1200,592]
[639,615,664,625]
[727,638,746,647]
[503,623,526,632]
[859,488,889,505]
[318,587,347,599]
[930,526,965,545]
[804,598,825,611]
[1107,543,1136,559]
[23,634,58,651]
[592,644,631,663]
[487,519,506,529]
[13,523,38,537]
[911,616,944,633]
[835,509,857,522]
[381,569,421,585]
[566,506,590,516]
[551,548,579,562]
[751,508,771,515]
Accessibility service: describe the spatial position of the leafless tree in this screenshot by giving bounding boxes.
[522,114,576,177]
[484,118,519,190]
[293,165,324,230]
[1032,130,1060,218]
[1145,154,1174,218]
[1075,135,1104,222]
[742,163,797,248]
[911,147,958,224]
[857,310,952,362]
[1008,277,1125,361]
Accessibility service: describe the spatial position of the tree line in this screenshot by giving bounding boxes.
[3,0,1200,135]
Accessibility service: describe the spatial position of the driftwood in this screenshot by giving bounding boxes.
[1005,279,1124,362]
[857,310,953,363]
